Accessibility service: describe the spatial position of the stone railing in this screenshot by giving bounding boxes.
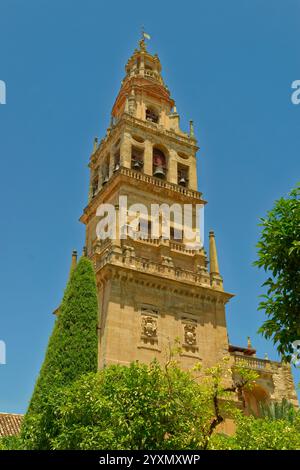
[123,69,164,85]
[133,238,201,255]
[170,241,201,255]
[94,236,202,257]
[133,237,160,247]
[93,246,211,288]
[144,69,159,80]
[86,165,203,210]
[231,353,272,372]
[120,167,202,200]
[130,256,206,285]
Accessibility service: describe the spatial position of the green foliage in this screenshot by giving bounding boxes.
[212,414,300,450]
[258,398,299,423]
[21,358,241,450]
[254,184,300,359]
[21,256,98,449]
[0,435,22,450]
[7,351,300,451]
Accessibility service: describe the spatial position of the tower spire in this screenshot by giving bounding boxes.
[209,230,224,290]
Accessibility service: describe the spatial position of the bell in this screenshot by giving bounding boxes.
[113,163,120,172]
[153,165,165,178]
[133,159,142,170]
[179,176,186,186]
[103,175,109,185]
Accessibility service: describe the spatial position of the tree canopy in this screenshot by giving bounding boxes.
[2,357,299,450]
[21,256,99,449]
[255,184,300,359]
[17,356,257,450]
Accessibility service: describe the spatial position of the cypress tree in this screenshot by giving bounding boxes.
[22,256,98,448]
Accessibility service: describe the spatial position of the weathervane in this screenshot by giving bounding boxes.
[139,26,151,50]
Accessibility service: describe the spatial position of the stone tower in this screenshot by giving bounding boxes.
[81,36,232,370]
[80,37,298,411]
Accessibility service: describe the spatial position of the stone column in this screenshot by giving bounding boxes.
[189,157,197,190]
[144,140,153,175]
[168,112,180,132]
[88,170,93,202]
[98,165,103,190]
[135,98,143,120]
[140,100,146,121]
[160,108,166,128]
[139,52,145,77]
[120,132,132,169]
[168,149,178,184]
[109,148,115,176]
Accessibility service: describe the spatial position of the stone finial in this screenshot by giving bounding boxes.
[189,120,195,137]
[82,246,87,257]
[93,137,98,154]
[209,230,220,276]
[247,336,252,348]
[70,250,77,274]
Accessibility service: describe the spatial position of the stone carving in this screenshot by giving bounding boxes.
[184,323,197,346]
[142,316,157,338]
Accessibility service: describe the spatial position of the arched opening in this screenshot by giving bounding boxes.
[102,155,110,185]
[92,173,99,197]
[132,134,145,143]
[152,147,167,179]
[113,149,120,172]
[177,151,189,160]
[146,107,159,124]
[244,385,270,417]
[131,146,144,171]
[178,164,189,187]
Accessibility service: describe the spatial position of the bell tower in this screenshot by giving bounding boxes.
[80,36,233,369]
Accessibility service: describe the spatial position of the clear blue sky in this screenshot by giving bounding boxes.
[0,0,299,413]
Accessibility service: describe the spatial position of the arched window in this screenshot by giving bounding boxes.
[178,164,189,187]
[113,149,120,172]
[92,174,99,197]
[244,385,270,417]
[153,148,167,179]
[102,156,110,185]
[131,147,144,171]
[146,107,159,124]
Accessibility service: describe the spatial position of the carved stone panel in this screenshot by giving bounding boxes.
[184,323,197,346]
[181,318,199,356]
[142,316,157,338]
[138,305,160,351]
